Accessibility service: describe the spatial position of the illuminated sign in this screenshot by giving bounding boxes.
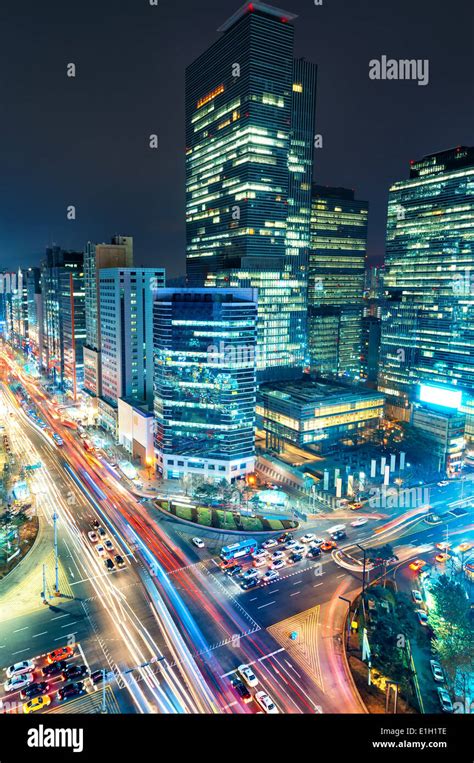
[419,384,462,410]
[197,84,224,109]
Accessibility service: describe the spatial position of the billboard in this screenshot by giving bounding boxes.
[419,384,462,410]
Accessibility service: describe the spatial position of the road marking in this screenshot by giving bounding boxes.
[61,621,77,628]
[313,582,323,587]
[267,588,279,594]
[50,614,69,621]
[293,580,303,585]
[13,627,29,633]
[290,591,300,596]
[12,648,30,655]
[257,601,276,609]
[32,631,48,638]
[68,567,75,578]
[336,573,346,578]
[249,597,258,601]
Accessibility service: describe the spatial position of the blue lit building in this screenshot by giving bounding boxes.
[185,2,317,382]
[153,288,257,481]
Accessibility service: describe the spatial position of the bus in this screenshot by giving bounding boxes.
[220,538,258,562]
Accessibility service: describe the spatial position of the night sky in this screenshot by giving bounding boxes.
[1,0,472,277]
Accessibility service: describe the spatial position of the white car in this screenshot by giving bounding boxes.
[262,538,278,549]
[104,539,114,552]
[416,609,429,627]
[271,558,286,570]
[284,540,298,551]
[192,537,205,549]
[88,531,98,543]
[262,569,279,583]
[238,664,258,688]
[270,550,285,561]
[252,550,268,560]
[6,660,35,678]
[300,533,316,544]
[252,557,267,568]
[242,568,259,580]
[255,690,279,714]
[309,538,324,547]
[351,518,368,528]
[96,544,106,558]
[437,480,449,487]
[411,590,423,604]
[292,544,305,555]
[430,660,444,682]
[437,687,453,713]
[4,673,34,693]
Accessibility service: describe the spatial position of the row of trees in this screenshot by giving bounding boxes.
[181,475,254,509]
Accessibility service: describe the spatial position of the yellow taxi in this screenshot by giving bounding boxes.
[23,695,51,714]
[458,542,473,554]
[435,553,450,564]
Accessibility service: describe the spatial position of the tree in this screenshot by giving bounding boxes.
[429,575,472,691]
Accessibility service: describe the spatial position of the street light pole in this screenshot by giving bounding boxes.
[356,543,367,593]
[338,595,352,650]
[53,510,59,595]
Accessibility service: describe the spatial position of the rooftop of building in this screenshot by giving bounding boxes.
[218,2,297,33]
[258,378,385,408]
[409,145,474,179]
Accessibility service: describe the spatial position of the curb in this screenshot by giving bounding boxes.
[0,513,42,590]
[340,603,369,714]
[152,501,299,535]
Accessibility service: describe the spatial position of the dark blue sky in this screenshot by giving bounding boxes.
[1,0,472,277]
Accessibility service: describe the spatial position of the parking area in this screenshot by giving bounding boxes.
[0,641,113,714]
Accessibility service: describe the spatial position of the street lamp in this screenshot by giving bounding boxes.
[356,543,368,593]
[338,595,352,650]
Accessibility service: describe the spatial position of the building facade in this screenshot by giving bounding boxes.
[257,379,384,454]
[98,267,165,434]
[83,236,133,399]
[185,2,317,382]
[153,288,257,481]
[308,185,368,380]
[378,146,474,418]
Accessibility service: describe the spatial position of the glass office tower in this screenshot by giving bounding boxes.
[308,185,368,379]
[185,2,316,382]
[378,146,474,413]
[153,288,257,481]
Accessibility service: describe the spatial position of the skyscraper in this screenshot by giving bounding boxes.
[378,146,474,417]
[308,185,368,379]
[83,236,133,399]
[60,264,86,400]
[153,288,257,481]
[98,267,165,433]
[25,267,43,367]
[185,2,316,382]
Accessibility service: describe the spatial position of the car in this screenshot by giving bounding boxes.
[240,577,258,590]
[61,664,89,681]
[458,542,473,554]
[437,480,449,487]
[57,681,86,702]
[87,530,98,543]
[104,558,115,572]
[271,558,286,570]
[262,538,278,549]
[242,568,259,580]
[237,664,258,688]
[226,565,243,577]
[90,670,105,685]
[47,646,74,664]
[288,553,303,564]
[437,687,453,713]
[231,678,252,704]
[4,673,34,692]
[351,518,368,527]
[255,690,279,714]
[91,519,100,529]
[270,550,285,561]
[435,553,450,563]
[252,549,268,560]
[292,543,306,555]
[252,557,267,568]
[349,502,363,510]
[96,544,106,558]
[301,533,316,544]
[23,695,51,714]
[424,513,442,524]
[114,554,126,568]
[277,532,293,543]
[6,660,35,678]
[416,609,429,627]
[430,660,444,683]
[20,681,49,700]
[411,589,423,604]
[98,527,107,538]
[320,541,337,552]
[309,538,325,546]
[104,539,114,552]
[42,660,68,678]
[308,546,321,558]
[331,530,347,541]
[409,559,426,572]
[435,542,451,551]
[262,569,279,583]
[284,540,298,551]
[192,537,205,549]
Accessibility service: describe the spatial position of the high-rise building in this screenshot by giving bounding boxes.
[25,267,43,365]
[98,267,165,434]
[378,146,474,417]
[83,236,133,399]
[0,271,20,344]
[40,247,84,387]
[60,264,86,400]
[153,288,257,481]
[185,2,317,382]
[308,185,368,379]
